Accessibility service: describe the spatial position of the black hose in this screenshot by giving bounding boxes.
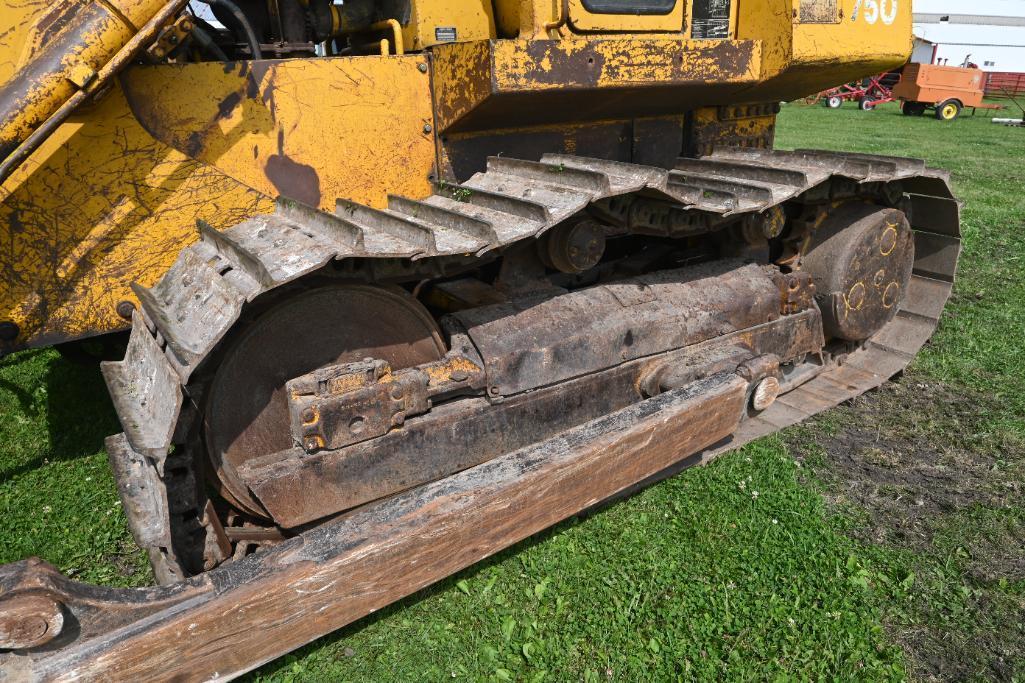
[190,24,230,61]
[197,0,262,60]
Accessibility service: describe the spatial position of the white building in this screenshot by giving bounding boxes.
[911,0,1025,72]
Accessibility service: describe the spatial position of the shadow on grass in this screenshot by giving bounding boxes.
[0,342,122,484]
[0,374,34,413]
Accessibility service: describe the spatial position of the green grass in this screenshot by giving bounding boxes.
[1,99,1023,680]
[256,439,906,682]
[0,349,148,586]
[777,100,1025,680]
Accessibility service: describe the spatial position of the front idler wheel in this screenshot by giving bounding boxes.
[201,284,446,518]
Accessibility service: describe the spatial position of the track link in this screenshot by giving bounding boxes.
[99,147,961,582]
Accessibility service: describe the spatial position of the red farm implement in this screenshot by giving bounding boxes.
[805,72,900,110]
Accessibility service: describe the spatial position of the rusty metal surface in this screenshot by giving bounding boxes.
[802,203,915,341]
[99,315,182,465]
[239,305,825,528]
[0,350,887,675]
[0,221,957,675]
[105,434,181,581]
[244,371,642,527]
[100,147,958,513]
[0,140,960,667]
[685,104,778,158]
[286,353,485,453]
[452,260,783,396]
[202,284,445,517]
[85,145,960,588]
[439,119,635,183]
[538,218,606,273]
[105,433,220,582]
[0,374,750,681]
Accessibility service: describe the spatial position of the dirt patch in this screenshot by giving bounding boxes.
[785,374,1025,681]
[789,377,1023,569]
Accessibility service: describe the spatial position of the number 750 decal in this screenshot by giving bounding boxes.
[851,0,898,25]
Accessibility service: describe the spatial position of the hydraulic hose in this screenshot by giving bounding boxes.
[191,24,230,61]
[197,0,262,59]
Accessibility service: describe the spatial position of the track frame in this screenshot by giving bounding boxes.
[0,149,960,680]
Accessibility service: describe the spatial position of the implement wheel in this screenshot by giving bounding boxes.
[824,95,843,109]
[858,97,876,111]
[902,101,927,116]
[935,99,962,121]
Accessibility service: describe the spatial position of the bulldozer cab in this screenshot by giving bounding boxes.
[565,0,688,33]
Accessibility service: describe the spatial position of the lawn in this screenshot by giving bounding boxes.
[1,99,1023,681]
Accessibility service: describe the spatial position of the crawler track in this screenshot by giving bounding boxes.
[0,148,960,681]
[99,147,961,582]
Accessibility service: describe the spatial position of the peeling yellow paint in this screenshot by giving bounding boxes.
[0,0,917,353]
[0,0,173,160]
[120,57,437,211]
[1,85,271,350]
[432,38,762,132]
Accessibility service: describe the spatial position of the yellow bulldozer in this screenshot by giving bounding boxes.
[0,0,960,678]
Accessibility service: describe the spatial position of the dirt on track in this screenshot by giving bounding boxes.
[787,375,1025,681]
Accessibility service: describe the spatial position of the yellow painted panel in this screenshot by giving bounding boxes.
[120,56,437,211]
[792,0,912,67]
[735,0,793,78]
[0,0,52,87]
[401,0,495,50]
[492,38,760,91]
[432,37,761,131]
[736,0,911,100]
[0,0,170,161]
[0,85,271,350]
